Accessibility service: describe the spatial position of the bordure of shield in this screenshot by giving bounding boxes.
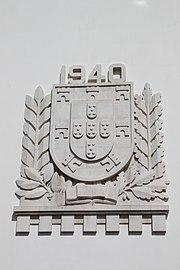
[50,83,134,182]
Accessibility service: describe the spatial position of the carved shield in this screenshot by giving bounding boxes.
[50,84,133,182]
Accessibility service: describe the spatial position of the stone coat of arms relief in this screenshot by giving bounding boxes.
[13,64,169,235]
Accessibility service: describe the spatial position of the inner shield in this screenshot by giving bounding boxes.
[70,100,114,162]
[50,84,134,182]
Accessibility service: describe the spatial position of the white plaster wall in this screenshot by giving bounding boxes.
[0,0,179,269]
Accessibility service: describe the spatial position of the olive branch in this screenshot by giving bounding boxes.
[116,83,169,202]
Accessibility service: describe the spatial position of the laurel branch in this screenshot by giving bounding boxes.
[15,86,54,200]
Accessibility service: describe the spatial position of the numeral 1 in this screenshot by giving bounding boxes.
[59,65,66,84]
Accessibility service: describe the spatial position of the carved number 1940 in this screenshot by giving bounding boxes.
[59,64,126,84]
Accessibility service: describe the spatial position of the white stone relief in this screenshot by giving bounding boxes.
[15,82,169,204]
[13,65,169,235]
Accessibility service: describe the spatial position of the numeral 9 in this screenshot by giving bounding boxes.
[68,65,86,84]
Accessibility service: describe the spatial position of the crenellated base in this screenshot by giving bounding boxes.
[13,204,169,236]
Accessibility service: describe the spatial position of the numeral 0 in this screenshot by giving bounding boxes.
[108,64,126,83]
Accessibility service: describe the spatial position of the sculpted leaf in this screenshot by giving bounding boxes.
[41,163,54,184]
[21,150,34,167]
[151,147,164,169]
[156,193,168,201]
[162,176,170,185]
[134,151,148,170]
[34,86,44,104]
[37,152,50,171]
[150,119,163,141]
[38,136,49,159]
[25,187,47,199]
[25,95,37,114]
[148,179,167,193]
[24,107,36,130]
[142,82,152,104]
[40,94,51,114]
[134,108,147,127]
[116,172,126,195]
[134,94,146,114]
[135,122,148,141]
[38,122,50,143]
[20,164,27,178]
[150,106,163,127]
[51,172,66,192]
[149,92,161,113]
[15,189,27,198]
[23,122,35,143]
[39,107,51,128]
[16,178,41,190]
[131,187,155,201]
[57,175,66,191]
[125,164,137,185]
[133,172,154,186]
[51,172,58,192]
[22,136,34,156]
[25,167,42,182]
[154,162,165,179]
[151,133,163,156]
[134,133,148,155]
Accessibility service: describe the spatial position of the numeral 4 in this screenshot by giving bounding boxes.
[88,64,105,83]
